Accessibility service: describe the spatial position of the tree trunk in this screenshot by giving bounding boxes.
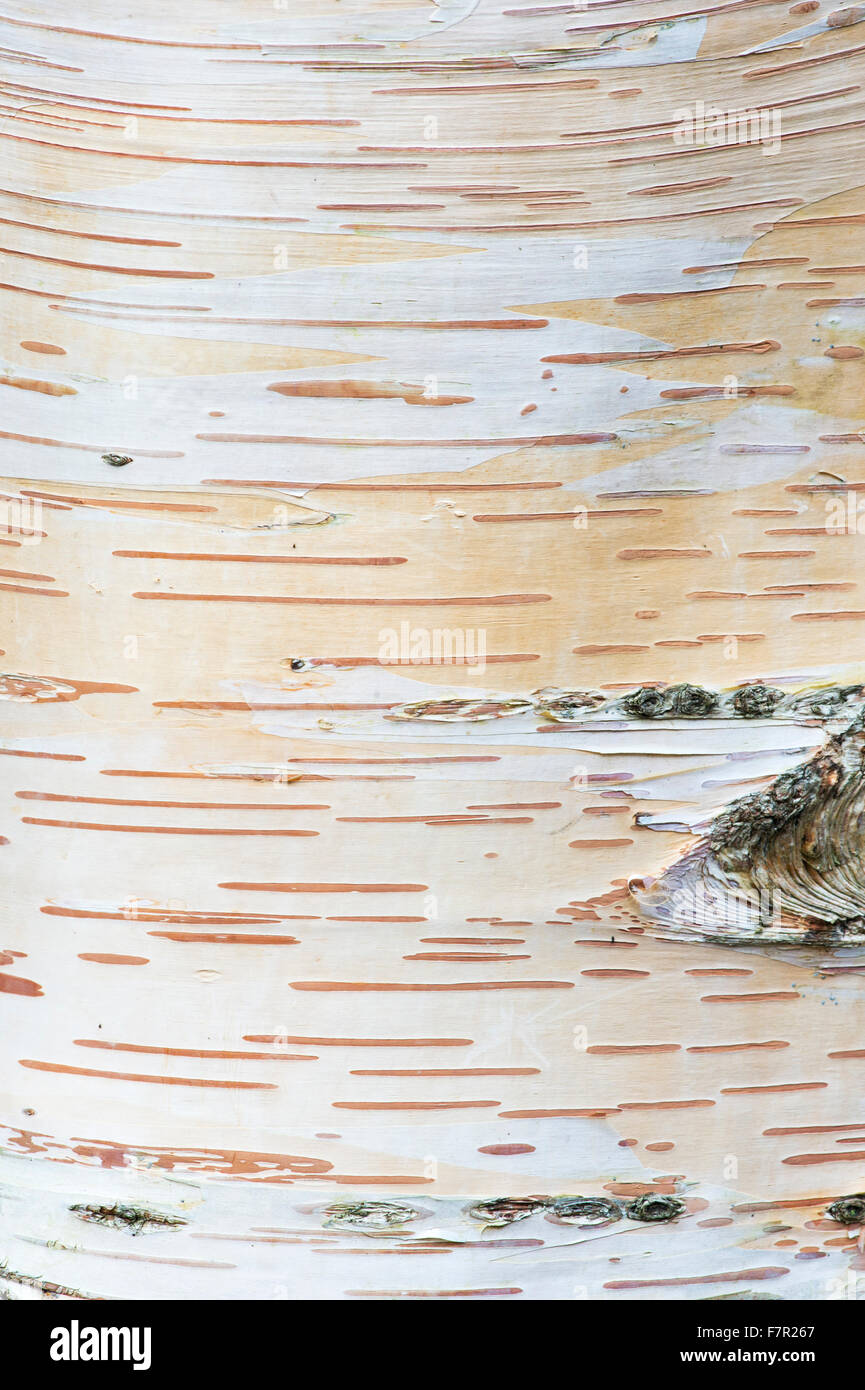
[1,0,863,1301]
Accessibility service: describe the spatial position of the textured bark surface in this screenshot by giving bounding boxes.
[1,0,865,1300]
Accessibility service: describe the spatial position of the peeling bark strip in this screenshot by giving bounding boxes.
[2,0,865,1305]
[633,704,865,942]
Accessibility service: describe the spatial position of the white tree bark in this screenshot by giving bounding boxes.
[1,0,864,1300]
